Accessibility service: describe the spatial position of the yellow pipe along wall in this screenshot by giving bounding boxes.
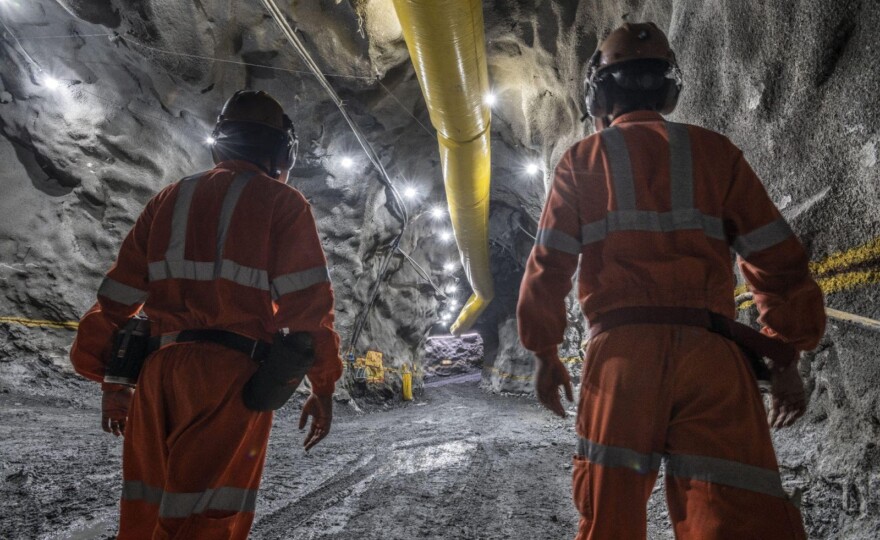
[392,0,495,335]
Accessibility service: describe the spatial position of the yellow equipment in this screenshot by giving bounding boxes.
[364,350,385,384]
[392,0,495,335]
[401,363,413,401]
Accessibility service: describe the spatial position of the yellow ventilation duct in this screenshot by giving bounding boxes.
[392,0,494,335]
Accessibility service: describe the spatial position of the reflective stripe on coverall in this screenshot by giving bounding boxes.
[70,160,342,539]
[517,111,825,539]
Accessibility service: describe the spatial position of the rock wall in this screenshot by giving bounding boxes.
[1,1,879,535]
[422,333,483,379]
[0,0,451,396]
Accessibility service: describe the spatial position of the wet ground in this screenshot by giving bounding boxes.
[0,378,684,540]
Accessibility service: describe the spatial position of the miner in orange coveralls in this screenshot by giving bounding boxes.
[70,90,342,539]
[517,23,826,540]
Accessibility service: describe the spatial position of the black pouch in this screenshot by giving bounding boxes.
[104,315,151,386]
[740,347,772,383]
[242,332,316,411]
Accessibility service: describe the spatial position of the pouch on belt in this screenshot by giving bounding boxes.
[243,331,316,411]
[104,314,151,386]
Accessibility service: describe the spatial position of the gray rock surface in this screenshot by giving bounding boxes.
[423,333,483,379]
[0,0,878,536]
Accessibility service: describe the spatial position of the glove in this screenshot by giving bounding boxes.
[299,393,333,451]
[534,355,574,418]
[102,383,134,437]
[768,361,807,429]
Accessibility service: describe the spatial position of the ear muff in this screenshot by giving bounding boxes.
[585,58,684,120]
[657,53,683,114]
[272,113,297,174]
[584,50,606,118]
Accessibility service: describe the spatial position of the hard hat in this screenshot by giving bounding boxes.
[211,90,298,177]
[584,22,683,120]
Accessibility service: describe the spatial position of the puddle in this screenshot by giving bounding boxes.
[390,440,476,475]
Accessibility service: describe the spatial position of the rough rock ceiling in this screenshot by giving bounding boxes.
[1,0,879,536]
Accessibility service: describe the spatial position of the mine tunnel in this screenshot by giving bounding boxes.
[1,0,878,538]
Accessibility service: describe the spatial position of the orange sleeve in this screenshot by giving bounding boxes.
[269,189,342,397]
[517,150,582,361]
[724,149,826,351]
[70,194,158,382]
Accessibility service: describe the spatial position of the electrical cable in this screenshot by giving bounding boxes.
[376,79,434,138]
[259,0,407,222]
[114,34,376,81]
[397,248,445,296]
[259,0,414,355]
[0,15,42,69]
[5,30,431,127]
[516,223,537,241]
[3,9,440,353]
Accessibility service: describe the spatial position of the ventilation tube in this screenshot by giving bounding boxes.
[392,0,494,335]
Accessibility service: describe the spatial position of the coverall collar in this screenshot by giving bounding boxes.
[610,110,665,126]
[214,159,274,178]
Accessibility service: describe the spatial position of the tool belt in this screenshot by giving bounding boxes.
[150,329,313,411]
[148,329,271,361]
[589,306,798,379]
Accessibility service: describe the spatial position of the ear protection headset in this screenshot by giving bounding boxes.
[210,91,299,178]
[584,55,683,120]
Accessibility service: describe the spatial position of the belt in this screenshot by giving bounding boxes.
[149,329,271,361]
[589,306,798,373]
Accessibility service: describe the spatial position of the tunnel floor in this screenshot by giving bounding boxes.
[0,379,688,539]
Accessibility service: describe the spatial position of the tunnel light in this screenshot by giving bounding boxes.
[484,93,497,107]
[526,162,541,175]
[443,261,455,273]
[341,156,354,169]
[205,136,216,145]
[403,186,418,200]
[446,284,458,294]
[86,162,94,168]
[430,206,446,219]
[441,313,451,322]
[439,230,452,243]
[42,75,61,90]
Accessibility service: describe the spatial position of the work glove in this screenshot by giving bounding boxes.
[102,383,134,437]
[534,355,574,418]
[299,393,333,452]
[768,361,807,429]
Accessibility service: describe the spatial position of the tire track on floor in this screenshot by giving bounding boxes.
[253,453,378,537]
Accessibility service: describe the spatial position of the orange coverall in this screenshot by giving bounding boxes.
[70,160,342,539]
[517,111,825,539]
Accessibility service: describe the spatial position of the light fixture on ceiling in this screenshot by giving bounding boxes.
[439,230,452,243]
[484,92,497,107]
[403,186,418,200]
[526,162,541,175]
[42,75,62,90]
[430,206,445,219]
[341,156,354,169]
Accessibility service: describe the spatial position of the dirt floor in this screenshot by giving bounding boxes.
[0,376,689,540]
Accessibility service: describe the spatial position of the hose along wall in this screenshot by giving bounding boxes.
[392,0,495,335]
[259,0,408,353]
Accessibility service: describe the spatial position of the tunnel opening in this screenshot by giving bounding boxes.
[422,332,484,386]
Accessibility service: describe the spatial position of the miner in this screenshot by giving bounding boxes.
[517,22,825,539]
[70,90,342,539]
